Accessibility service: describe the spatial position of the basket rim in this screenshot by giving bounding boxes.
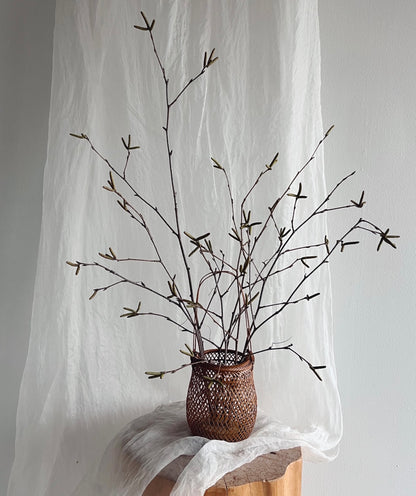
[191,348,254,372]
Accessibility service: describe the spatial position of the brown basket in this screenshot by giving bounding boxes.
[186,349,257,442]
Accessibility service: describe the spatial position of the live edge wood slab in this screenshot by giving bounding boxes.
[143,447,302,496]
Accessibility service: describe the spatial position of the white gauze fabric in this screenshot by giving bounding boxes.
[8,1,342,496]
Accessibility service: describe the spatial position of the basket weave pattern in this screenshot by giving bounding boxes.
[186,350,257,442]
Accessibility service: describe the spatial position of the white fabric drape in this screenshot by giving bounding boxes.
[8,1,342,495]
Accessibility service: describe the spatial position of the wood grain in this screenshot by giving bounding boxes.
[143,447,302,496]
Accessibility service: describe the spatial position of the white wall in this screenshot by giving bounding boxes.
[1,1,414,495]
[303,1,416,494]
[0,1,55,493]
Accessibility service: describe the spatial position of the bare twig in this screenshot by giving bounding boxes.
[251,343,326,381]
[69,16,398,381]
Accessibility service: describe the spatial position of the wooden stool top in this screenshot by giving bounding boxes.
[144,447,302,495]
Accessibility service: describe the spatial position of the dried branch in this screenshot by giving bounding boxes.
[69,16,398,382]
[66,259,192,322]
[251,343,326,381]
[138,16,218,356]
[251,125,335,255]
[71,133,176,236]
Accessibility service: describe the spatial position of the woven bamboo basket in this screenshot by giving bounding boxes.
[186,349,257,442]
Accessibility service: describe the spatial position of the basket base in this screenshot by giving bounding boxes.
[187,414,256,442]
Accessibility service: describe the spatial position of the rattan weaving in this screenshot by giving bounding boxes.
[186,350,257,442]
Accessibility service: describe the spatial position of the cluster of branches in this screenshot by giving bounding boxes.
[67,12,398,382]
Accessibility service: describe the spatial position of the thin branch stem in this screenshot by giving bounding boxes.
[251,343,326,381]
[280,242,326,255]
[144,19,215,355]
[251,127,333,255]
[259,292,320,310]
[245,219,362,353]
[181,328,221,350]
[110,257,160,263]
[123,310,192,332]
[145,358,207,379]
[123,149,131,178]
[84,136,176,235]
[75,260,189,318]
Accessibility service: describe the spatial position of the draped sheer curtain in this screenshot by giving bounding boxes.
[9,1,342,495]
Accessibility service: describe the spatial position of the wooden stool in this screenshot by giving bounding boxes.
[144,447,302,495]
